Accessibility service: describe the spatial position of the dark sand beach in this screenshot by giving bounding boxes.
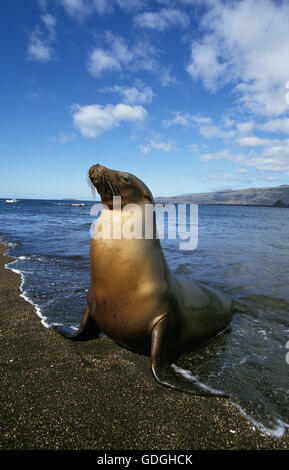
[0,243,288,452]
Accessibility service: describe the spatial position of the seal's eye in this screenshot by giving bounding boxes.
[120,175,130,183]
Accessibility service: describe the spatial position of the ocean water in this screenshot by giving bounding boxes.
[1,198,289,437]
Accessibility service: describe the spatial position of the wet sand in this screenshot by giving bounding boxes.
[0,243,288,451]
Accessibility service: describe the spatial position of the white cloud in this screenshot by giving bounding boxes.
[243,151,289,174]
[87,33,133,77]
[199,124,235,140]
[54,131,76,144]
[193,115,212,125]
[236,121,254,135]
[129,38,159,73]
[260,142,289,172]
[106,33,133,64]
[115,0,146,10]
[60,0,88,17]
[236,136,273,147]
[235,83,288,117]
[163,112,258,142]
[205,172,251,183]
[60,0,111,18]
[150,139,178,152]
[199,141,289,175]
[162,112,211,128]
[60,0,145,18]
[187,143,199,153]
[163,111,235,139]
[41,13,56,35]
[134,8,190,31]
[87,48,121,76]
[103,84,155,104]
[187,0,289,116]
[165,114,190,127]
[187,143,209,153]
[38,0,48,9]
[140,138,179,153]
[199,149,236,163]
[25,88,41,101]
[72,103,147,138]
[259,118,289,134]
[87,33,159,77]
[257,172,281,182]
[27,31,52,62]
[156,65,177,87]
[163,113,189,127]
[140,144,151,154]
[162,107,289,176]
[27,14,56,62]
[192,167,252,187]
[187,36,228,91]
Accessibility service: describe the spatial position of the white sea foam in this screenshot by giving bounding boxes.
[5,241,18,249]
[51,324,102,336]
[51,323,78,331]
[171,364,225,396]
[230,402,288,438]
[5,259,51,328]
[171,364,288,438]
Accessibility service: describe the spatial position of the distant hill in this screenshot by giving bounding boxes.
[155,184,289,206]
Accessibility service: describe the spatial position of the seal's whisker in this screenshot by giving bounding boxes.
[107,179,115,196]
[87,175,97,199]
[108,179,121,197]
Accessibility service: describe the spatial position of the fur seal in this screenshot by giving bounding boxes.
[54,164,233,396]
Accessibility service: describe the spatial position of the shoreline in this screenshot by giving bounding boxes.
[0,242,288,450]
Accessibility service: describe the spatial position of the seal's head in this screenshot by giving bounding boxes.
[89,164,154,208]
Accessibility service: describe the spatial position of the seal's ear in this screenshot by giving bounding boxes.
[119,174,130,183]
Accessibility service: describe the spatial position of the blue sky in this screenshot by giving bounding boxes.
[1,0,289,199]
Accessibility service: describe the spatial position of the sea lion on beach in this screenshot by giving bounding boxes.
[54,164,233,396]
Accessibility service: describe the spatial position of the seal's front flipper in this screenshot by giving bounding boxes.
[150,316,228,398]
[53,305,101,341]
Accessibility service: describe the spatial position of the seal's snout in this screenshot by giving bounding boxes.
[89,164,104,183]
[88,164,119,202]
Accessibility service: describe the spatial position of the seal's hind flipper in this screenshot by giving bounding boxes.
[53,305,101,341]
[150,315,228,398]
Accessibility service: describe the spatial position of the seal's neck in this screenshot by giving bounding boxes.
[94,205,157,241]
